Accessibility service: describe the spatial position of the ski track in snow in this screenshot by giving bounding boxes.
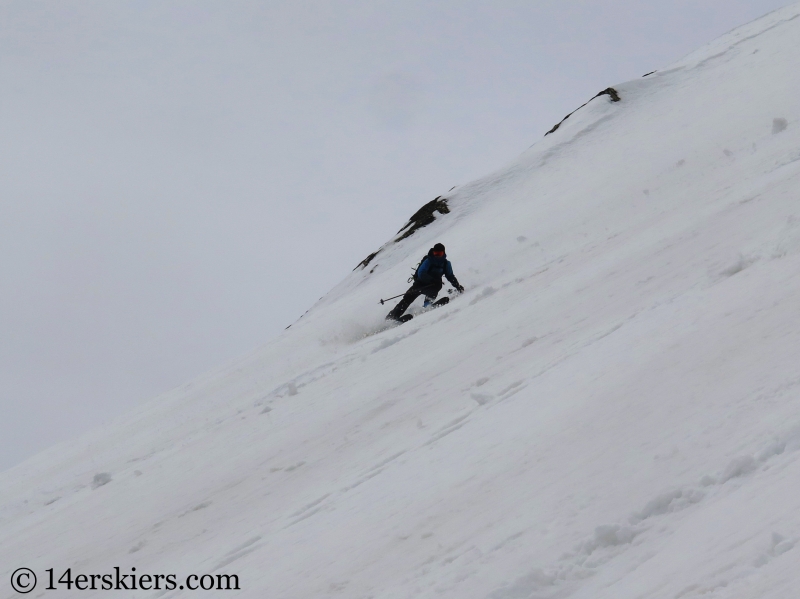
[3,4,800,599]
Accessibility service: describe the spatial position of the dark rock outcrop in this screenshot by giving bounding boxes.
[545,87,621,136]
[395,196,450,242]
[356,251,380,270]
[354,196,451,270]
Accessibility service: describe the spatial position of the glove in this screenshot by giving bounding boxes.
[456,284,465,293]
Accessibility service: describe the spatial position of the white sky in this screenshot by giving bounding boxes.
[0,0,791,472]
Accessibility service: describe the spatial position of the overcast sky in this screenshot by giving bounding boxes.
[0,0,792,472]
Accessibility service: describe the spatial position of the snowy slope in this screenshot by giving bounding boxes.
[3,5,800,599]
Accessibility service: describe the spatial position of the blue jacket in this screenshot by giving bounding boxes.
[416,250,459,287]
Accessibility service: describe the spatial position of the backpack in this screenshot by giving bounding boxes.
[408,255,429,284]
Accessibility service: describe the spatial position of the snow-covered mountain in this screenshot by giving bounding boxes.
[3,5,800,598]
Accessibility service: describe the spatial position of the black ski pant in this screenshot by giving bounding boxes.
[387,281,442,319]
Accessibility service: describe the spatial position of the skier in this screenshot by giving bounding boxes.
[386,243,464,322]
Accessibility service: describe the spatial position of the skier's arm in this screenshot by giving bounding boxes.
[445,261,464,292]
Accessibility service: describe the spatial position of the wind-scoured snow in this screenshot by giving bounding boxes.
[3,5,800,599]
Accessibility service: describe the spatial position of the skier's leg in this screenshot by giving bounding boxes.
[422,282,443,306]
[387,286,422,320]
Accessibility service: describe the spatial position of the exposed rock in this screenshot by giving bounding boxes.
[395,197,450,242]
[355,251,379,270]
[545,87,621,136]
[354,197,451,270]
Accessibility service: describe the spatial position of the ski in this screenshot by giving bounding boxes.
[430,296,449,308]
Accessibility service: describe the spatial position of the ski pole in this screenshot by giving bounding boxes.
[379,293,405,305]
